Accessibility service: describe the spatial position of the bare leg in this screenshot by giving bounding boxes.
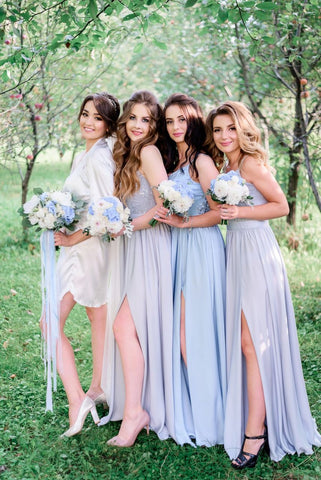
[86,303,107,400]
[232,311,266,464]
[180,291,187,366]
[108,297,149,446]
[56,292,85,426]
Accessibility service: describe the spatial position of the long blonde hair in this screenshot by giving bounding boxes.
[114,91,163,203]
[205,101,269,170]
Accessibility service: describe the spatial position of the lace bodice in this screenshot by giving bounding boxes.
[126,172,156,218]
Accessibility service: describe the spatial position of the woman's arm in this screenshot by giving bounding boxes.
[220,156,289,221]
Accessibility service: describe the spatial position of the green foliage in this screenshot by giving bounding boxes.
[0,0,320,226]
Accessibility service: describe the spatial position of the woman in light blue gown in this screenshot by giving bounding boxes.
[206,101,321,467]
[156,93,226,447]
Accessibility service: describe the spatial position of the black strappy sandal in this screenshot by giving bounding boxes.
[232,429,268,469]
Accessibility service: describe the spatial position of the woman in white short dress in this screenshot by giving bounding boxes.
[53,92,120,437]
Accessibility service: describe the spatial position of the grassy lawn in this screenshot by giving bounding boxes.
[0,159,320,480]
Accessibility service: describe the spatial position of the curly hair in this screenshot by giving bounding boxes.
[163,93,209,177]
[205,101,268,171]
[114,90,164,203]
[78,92,120,135]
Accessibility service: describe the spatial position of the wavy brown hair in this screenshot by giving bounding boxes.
[78,92,120,135]
[114,90,164,203]
[163,93,210,177]
[205,101,268,171]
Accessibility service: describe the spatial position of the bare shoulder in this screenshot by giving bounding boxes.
[140,145,164,175]
[196,152,218,173]
[140,144,161,160]
[240,155,269,182]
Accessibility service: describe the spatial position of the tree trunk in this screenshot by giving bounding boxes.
[286,153,301,226]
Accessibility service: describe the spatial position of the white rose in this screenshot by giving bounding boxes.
[23,195,40,214]
[36,207,47,219]
[55,204,64,217]
[241,185,250,199]
[158,180,175,196]
[51,191,73,206]
[43,213,56,229]
[29,214,39,225]
[166,189,181,202]
[214,180,228,199]
[230,175,240,185]
[108,221,123,234]
[226,183,244,204]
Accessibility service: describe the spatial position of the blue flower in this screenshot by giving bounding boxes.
[103,196,119,207]
[103,207,120,222]
[62,205,75,225]
[46,200,56,215]
[173,181,193,198]
[88,204,95,215]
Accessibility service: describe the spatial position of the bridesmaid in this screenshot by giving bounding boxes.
[101,90,175,447]
[156,93,226,447]
[206,101,321,467]
[53,92,120,436]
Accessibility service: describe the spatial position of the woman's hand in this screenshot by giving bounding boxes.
[54,231,72,247]
[219,204,239,221]
[110,226,126,238]
[154,206,186,228]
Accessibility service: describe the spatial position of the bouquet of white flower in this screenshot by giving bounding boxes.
[83,196,133,242]
[18,187,85,231]
[207,171,253,224]
[149,179,194,227]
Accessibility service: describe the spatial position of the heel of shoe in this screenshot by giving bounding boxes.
[90,406,100,424]
[146,424,150,435]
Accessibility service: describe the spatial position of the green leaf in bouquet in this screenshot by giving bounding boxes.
[33,187,44,195]
[22,216,32,229]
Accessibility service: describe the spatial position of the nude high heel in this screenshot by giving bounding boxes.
[60,396,100,438]
[93,392,108,409]
[107,410,150,447]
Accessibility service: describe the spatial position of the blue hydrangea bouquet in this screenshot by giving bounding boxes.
[83,196,133,242]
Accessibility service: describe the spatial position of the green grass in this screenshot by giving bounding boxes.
[0,160,320,480]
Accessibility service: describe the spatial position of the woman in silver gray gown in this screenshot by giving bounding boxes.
[206,101,321,468]
[101,91,175,447]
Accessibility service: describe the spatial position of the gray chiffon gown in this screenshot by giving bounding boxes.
[100,172,175,441]
[224,170,321,462]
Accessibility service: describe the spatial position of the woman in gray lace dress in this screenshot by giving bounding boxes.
[100,91,175,447]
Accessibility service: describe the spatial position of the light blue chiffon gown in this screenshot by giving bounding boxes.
[224,171,321,462]
[100,172,175,441]
[170,165,226,447]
